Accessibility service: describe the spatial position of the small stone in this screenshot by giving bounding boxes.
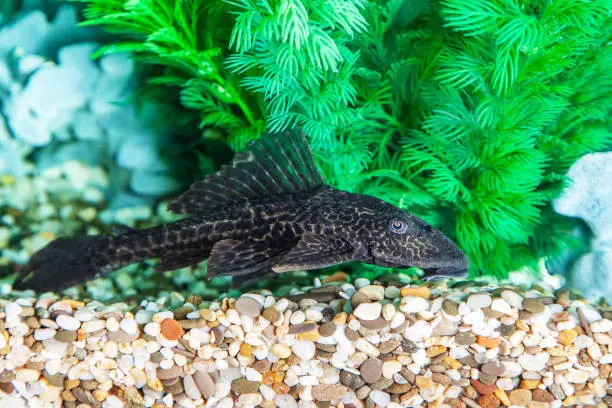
[351,291,370,308]
[262,307,280,322]
[340,370,365,389]
[292,340,315,360]
[399,296,429,314]
[558,329,577,346]
[183,374,201,400]
[193,370,215,398]
[382,359,402,379]
[232,377,259,394]
[370,390,391,406]
[481,361,504,377]
[509,389,532,406]
[54,329,77,343]
[360,285,385,301]
[400,286,431,299]
[360,358,383,383]
[323,271,349,282]
[311,384,349,401]
[161,318,184,340]
[477,394,500,408]
[354,302,382,321]
[319,322,336,337]
[107,329,139,343]
[272,343,292,359]
[467,293,492,310]
[442,300,459,316]
[378,338,400,354]
[490,298,512,315]
[523,298,545,314]
[470,379,496,395]
[532,389,554,403]
[235,297,262,317]
[518,353,549,372]
[456,332,476,345]
[119,318,138,335]
[56,315,80,331]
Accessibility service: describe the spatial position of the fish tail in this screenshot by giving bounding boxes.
[14,235,115,292]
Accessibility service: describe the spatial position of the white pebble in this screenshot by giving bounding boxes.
[275,394,298,408]
[491,298,512,315]
[56,315,80,331]
[305,308,323,322]
[73,308,95,322]
[518,353,549,372]
[467,293,492,310]
[370,390,390,407]
[144,322,161,337]
[354,278,370,288]
[120,318,138,335]
[591,318,611,333]
[399,296,429,314]
[34,328,56,341]
[135,310,152,325]
[245,367,263,381]
[290,311,306,325]
[382,360,402,379]
[501,290,523,308]
[354,303,382,321]
[292,341,315,360]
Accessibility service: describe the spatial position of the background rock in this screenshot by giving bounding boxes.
[554,151,612,301]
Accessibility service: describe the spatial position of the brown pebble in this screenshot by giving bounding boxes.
[107,329,139,343]
[478,394,500,408]
[431,372,452,385]
[350,291,370,308]
[211,326,225,345]
[0,371,15,383]
[523,298,545,314]
[42,372,64,387]
[231,377,259,394]
[319,322,336,337]
[481,361,505,376]
[157,365,183,380]
[234,297,262,317]
[0,382,14,394]
[288,323,317,334]
[185,295,203,307]
[360,358,382,384]
[193,370,215,398]
[262,307,281,322]
[479,372,496,385]
[178,319,207,329]
[499,324,516,336]
[311,384,349,401]
[164,379,184,394]
[509,389,532,405]
[344,328,360,341]
[370,377,394,390]
[378,338,401,354]
[359,317,387,330]
[470,379,496,395]
[532,389,554,403]
[172,306,192,320]
[340,369,365,389]
[456,332,476,345]
[386,382,412,393]
[25,316,41,329]
[399,339,418,353]
[443,300,459,316]
[322,271,349,283]
[54,329,77,343]
[251,360,271,374]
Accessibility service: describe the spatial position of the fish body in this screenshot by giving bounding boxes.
[15,128,469,291]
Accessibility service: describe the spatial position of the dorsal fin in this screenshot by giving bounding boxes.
[168,127,326,215]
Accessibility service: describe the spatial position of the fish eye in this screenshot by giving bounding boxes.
[389,219,409,234]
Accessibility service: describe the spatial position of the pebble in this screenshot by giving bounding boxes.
[235,297,262,317]
[360,358,382,383]
[56,315,80,331]
[359,285,385,301]
[311,384,349,401]
[354,302,382,320]
[160,318,183,340]
[509,389,532,405]
[399,296,429,314]
[370,390,391,406]
[193,370,215,398]
[292,340,315,360]
[400,286,431,299]
[523,298,545,314]
[467,293,492,310]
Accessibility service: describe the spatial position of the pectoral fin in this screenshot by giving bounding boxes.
[272,233,362,273]
[207,239,283,278]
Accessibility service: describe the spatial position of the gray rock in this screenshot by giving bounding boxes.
[5,107,51,146]
[58,42,99,69]
[554,151,612,301]
[130,170,181,196]
[0,10,50,55]
[117,137,167,171]
[36,142,104,169]
[0,139,27,177]
[19,64,92,123]
[73,110,103,141]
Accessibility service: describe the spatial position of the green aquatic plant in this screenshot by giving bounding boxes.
[74,0,611,279]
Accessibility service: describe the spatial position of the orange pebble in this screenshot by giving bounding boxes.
[477,335,501,348]
[160,318,184,340]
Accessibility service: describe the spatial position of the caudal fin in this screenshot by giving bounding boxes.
[14,236,111,292]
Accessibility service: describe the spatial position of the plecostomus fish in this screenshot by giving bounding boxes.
[14,127,469,291]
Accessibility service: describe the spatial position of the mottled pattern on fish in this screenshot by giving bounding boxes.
[14,128,469,291]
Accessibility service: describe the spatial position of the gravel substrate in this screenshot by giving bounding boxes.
[0,274,610,408]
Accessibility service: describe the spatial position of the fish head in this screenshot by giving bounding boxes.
[365,211,469,280]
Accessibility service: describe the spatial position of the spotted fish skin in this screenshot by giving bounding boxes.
[14,128,469,291]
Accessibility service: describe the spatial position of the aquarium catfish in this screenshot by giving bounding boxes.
[14,127,469,291]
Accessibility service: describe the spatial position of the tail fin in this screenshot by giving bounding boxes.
[14,236,112,292]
